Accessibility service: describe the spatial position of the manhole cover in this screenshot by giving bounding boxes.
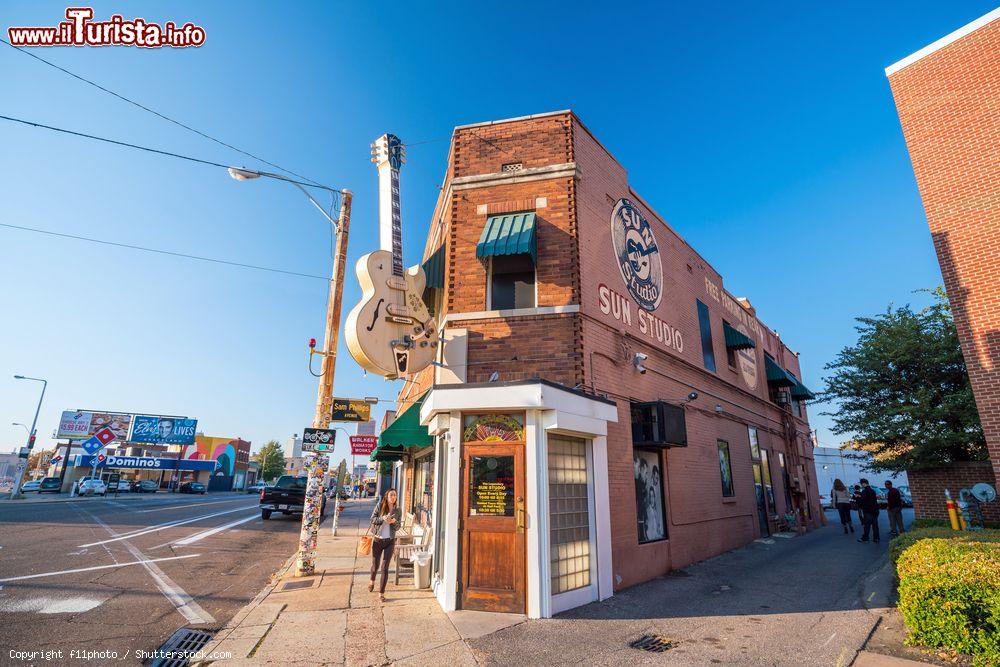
[629,634,676,653]
[281,579,314,591]
[149,628,214,667]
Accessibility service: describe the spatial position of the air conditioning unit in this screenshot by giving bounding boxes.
[631,401,687,448]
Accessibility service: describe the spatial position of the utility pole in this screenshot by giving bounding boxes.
[297,189,352,577]
[9,376,47,500]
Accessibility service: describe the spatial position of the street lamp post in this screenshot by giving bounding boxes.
[9,375,47,499]
[228,167,352,577]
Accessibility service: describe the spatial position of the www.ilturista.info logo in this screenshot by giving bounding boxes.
[7,7,206,48]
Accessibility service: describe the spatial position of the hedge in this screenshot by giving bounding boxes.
[895,531,1000,665]
[889,527,1000,565]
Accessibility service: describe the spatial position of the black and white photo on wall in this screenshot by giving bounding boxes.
[633,448,667,543]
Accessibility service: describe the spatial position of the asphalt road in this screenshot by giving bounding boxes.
[0,493,302,666]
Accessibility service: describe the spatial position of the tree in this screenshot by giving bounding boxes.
[822,288,986,472]
[28,448,55,473]
[257,441,286,482]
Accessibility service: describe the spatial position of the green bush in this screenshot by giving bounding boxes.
[910,518,950,530]
[889,527,1000,566]
[896,535,1000,665]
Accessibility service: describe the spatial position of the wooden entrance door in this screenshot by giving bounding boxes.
[459,442,526,613]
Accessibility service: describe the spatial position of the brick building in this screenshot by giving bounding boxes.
[886,8,1000,506]
[371,111,819,618]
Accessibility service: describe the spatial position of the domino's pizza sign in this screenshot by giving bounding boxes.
[610,198,663,312]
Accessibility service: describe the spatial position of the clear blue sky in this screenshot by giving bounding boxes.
[2,1,992,461]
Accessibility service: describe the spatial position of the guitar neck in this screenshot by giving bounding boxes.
[375,137,404,277]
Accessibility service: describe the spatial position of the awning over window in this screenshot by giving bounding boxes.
[790,379,816,401]
[723,322,756,350]
[421,245,445,290]
[476,212,537,262]
[371,392,433,461]
[764,356,796,387]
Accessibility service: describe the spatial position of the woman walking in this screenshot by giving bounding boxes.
[831,479,854,534]
[368,488,401,602]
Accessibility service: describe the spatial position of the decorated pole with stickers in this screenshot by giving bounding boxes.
[296,191,352,578]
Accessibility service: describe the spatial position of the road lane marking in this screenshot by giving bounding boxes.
[0,554,200,582]
[172,513,259,546]
[77,505,258,547]
[137,497,253,513]
[72,505,215,624]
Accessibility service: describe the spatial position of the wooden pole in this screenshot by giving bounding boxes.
[297,189,352,577]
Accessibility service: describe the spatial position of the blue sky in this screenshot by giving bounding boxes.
[2,1,993,462]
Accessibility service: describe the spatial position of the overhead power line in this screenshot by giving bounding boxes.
[0,221,329,281]
[0,114,338,193]
[1,36,324,188]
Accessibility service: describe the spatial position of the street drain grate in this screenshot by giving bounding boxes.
[629,634,676,653]
[280,579,315,591]
[148,628,215,667]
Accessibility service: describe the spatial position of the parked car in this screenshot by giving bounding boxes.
[114,479,133,492]
[259,475,324,520]
[246,481,267,494]
[132,480,158,493]
[818,492,832,509]
[873,487,888,508]
[78,477,107,496]
[20,480,41,493]
[896,485,914,507]
[180,481,207,495]
[38,476,62,493]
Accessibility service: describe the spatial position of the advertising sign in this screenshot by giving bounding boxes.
[57,411,132,441]
[74,454,215,471]
[58,411,92,439]
[80,436,104,455]
[331,399,371,423]
[302,428,336,453]
[350,435,377,456]
[129,416,198,444]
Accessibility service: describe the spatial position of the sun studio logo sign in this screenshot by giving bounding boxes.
[611,199,663,311]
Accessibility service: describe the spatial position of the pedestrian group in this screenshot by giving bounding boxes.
[831,477,905,544]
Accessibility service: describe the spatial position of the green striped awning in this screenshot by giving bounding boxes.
[476,213,537,262]
[764,356,796,387]
[790,379,816,401]
[371,392,433,461]
[723,322,756,350]
[422,245,445,290]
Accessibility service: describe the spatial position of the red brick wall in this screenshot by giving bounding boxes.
[887,15,1000,483]
[908,461,1000,525]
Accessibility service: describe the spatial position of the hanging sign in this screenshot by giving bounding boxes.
[331,399,371,423]
[350,435,377,456]
[302,427,336,453]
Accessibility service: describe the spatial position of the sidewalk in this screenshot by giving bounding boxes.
[196,499,518,666]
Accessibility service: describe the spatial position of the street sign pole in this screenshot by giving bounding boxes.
[297,190,352,578]
[8,377,47,500]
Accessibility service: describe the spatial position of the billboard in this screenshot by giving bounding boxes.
[129,416,198,444]
[57,411,132,441]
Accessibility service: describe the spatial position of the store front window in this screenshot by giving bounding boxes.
[412,452,435,532]
[633,448,667,543]
[548,435,592,594]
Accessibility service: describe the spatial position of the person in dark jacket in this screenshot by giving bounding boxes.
[885,480,905,537]
[369,488,402,602]
[857,479,880,543]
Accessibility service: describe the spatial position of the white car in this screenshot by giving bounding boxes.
[246,482,267,494]
[77,478,107,496]
[20,480,42,493]
[115,479,132,491]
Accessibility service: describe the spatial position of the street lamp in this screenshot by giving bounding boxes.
[228,166,353,577]
[9,375,48,500]
[12,422,29,434]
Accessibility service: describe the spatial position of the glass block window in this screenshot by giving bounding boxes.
[548,435,591,595]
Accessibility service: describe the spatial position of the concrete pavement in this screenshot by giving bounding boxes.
[198,505,916,666]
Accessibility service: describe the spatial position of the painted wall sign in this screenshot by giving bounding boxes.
[611,198,663,311]
[598,284,684,354]
[735,322,759,390]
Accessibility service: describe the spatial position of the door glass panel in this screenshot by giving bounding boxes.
[759,449,774,512]
[463,414,524,442]
[468,455,514,516]
[548,436,591,594]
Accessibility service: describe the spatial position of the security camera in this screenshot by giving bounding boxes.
[632,352,648,374]
[687,391,698,401]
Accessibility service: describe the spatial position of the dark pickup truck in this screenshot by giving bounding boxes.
[259,475,325,520]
